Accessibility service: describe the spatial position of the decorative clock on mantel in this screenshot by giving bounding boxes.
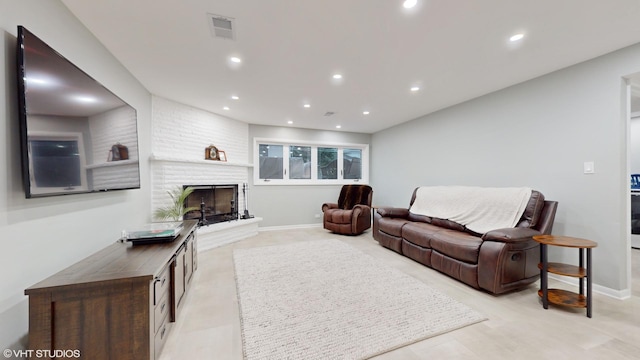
[205,145,220,160]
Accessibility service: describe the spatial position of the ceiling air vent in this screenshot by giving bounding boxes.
[324,112,336,117]
[208,13,235,40]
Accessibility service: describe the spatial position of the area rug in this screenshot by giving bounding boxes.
[233,239,486,360]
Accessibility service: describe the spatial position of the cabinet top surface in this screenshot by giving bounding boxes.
[532,235,598,248]
[25,220,198,294]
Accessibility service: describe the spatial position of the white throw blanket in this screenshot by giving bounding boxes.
[409,186,532,234]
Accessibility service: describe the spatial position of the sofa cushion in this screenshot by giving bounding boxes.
[402,222,443,248]
[377,217,410,237]
[517,190,545,228]
[430,217,466,232]
[431,251,479,289]
[402,239,432,267]
[407,212,431,223]
[429,230,483,264]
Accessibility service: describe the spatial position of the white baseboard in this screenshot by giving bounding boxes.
[258,223,322,232]
[548,274,631,300]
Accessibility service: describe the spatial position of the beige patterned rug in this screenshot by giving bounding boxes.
[233,239,486,360]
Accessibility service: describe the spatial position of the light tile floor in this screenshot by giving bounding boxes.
[160,228,640,360]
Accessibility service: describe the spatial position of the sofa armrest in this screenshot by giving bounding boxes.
[376,207,409,218]
[322,203,339,212]
[482,228,542,243]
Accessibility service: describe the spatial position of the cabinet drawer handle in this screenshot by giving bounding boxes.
[154,275,167,286]
[160,325,166,339]
[161,302,166,314]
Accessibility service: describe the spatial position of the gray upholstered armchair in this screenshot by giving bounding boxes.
[322,185,373,235]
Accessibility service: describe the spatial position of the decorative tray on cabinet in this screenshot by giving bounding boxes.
[124,222,184,245]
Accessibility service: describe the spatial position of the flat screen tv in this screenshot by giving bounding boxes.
[16,26,141,198]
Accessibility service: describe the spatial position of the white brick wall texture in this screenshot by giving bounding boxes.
[150,96,250,220]
[152,96,247,162]
[89,105,138,162]
[89,106,140,189]
[92,164,140,190]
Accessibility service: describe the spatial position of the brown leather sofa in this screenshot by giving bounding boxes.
[373,188,558,294]
[323,185,373,235]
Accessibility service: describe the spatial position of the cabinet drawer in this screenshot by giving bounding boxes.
[154,292,170,334]
[154,266,170,306]
[154,320,170,359]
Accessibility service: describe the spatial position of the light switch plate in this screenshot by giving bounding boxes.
[584,161,595,174]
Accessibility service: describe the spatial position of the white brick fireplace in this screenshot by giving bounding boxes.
[150,96,260,250]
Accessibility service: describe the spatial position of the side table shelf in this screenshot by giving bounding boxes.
[536,289,587,308]
[532,235,597,318]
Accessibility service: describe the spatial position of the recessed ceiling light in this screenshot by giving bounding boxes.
[287,120,293,124]
[332,74,343,79]
[304,104,311,108]
[410,86,420,92]
[223,106,230,110]
[230,56,242,63]
[403,0,417,9]
[363,111,370,115]
[231,95,239,100]
[74,95,98,103]
[509,33,524,42]
[336,125,342,129]
[27,77,49,85]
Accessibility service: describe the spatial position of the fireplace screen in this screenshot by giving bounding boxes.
[183,184,238,225]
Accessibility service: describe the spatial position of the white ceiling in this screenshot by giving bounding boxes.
[60,0,640,134]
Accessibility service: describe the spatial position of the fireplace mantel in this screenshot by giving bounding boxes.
[150,153,253,168]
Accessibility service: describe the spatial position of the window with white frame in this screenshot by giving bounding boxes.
[254,138,369,185]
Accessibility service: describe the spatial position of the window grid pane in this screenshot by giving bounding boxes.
[343,148,362,179]
[258,144,283,179]
[317,147,338,179]
[289,146,311,179]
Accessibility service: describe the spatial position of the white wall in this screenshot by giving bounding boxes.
[1,0,152,351]
[371,43,640,295]
[248,125,371,228]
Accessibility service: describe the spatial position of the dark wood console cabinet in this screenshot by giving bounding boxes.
[24,220,198,360]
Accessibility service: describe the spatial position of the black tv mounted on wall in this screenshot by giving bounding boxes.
[16,26,141,198]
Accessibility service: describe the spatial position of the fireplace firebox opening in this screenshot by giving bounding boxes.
[183,184,238,225]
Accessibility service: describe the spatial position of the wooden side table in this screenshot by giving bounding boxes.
[532,235,598,318]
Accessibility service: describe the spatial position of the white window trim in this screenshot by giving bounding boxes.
[27,131,89,195]
[253,137,369,186]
